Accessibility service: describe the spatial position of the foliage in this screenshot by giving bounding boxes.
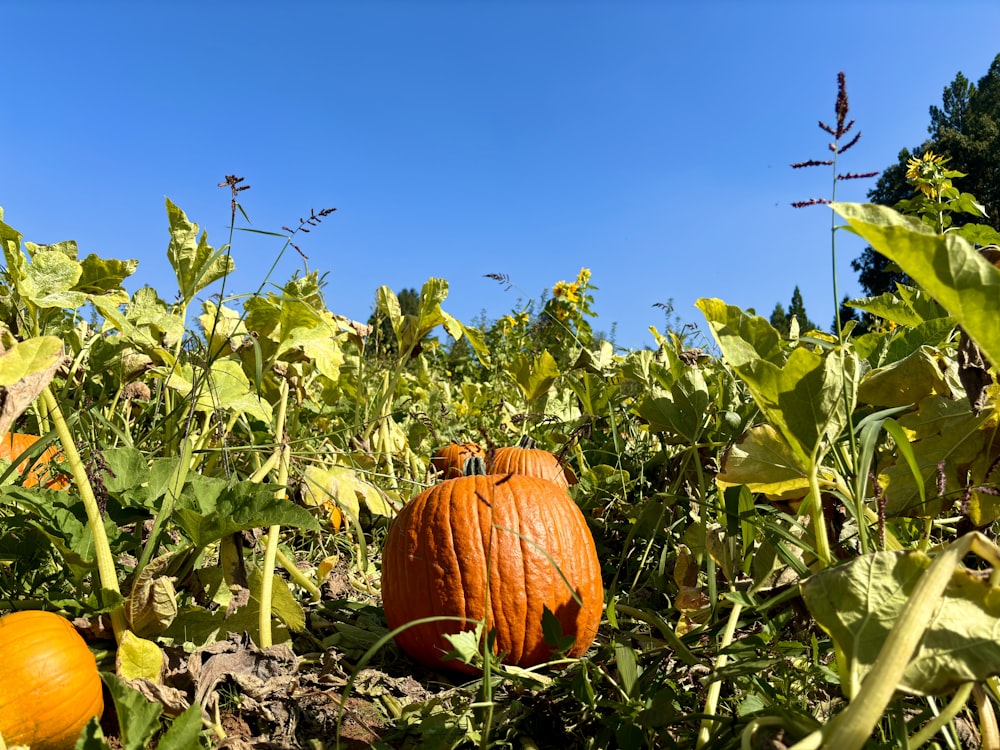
[0,71,997,748]
[852,53,1000,297]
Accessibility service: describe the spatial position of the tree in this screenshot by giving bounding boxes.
[851,54,1000,297]
[770,286,817,336]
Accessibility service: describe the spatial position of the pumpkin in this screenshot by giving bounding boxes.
[430,441,486,480]
[0,610,104,750]
[489,435,575,489]
[381,460,603,672]
[0,432,69,490]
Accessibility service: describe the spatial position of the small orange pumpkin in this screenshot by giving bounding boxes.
[0,610,104,750]
[0,432,69,490]
[489,435,575,489]
[382,459,603,672]
[430,441,486,480]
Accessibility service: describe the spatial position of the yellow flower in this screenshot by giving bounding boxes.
[576,268,591,286]
[553,280,570,298]
[905,151,949,199]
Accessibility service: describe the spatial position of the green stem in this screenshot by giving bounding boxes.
[908,684,973,748]
[261,534,322,602]
[806,456,833,568]
[41,387,129,641]
[259,378,291,648]
[696,599,744,748]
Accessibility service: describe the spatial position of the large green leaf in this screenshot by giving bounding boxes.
[511,349,561,403]
[697,299,859,467]
[172,476,320,549]
[833,202,1000,369]
[802,546,1000,697]
[637,367,710,444]
[879,395,997,519]
[19,249,86,309]
[165,198,234,303]
[165,359,273,423]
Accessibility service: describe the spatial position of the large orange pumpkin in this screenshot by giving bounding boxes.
[381,464,603,672]
[0,610,104,750]
[489,435,574,489]
[430,441,486,480]
[0,432,69,490]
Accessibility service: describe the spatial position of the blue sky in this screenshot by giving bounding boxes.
[4,2,1000,351]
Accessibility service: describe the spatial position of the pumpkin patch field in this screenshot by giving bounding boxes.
[0,173,999,750]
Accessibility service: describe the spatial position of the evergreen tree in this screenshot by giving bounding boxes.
[770,286,817,336]
[366,287,420,358]
[852,54,1000,297]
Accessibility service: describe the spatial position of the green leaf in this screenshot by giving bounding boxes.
[716,423,810,500]
[74,253,139,294]
[173,476,321,549]
[801,546,1000,697]
[20,250,87,309]
[511,349,561,403]
[116,631,165,682]
[880,395,995,518]
[846,286,948,329]
[165,360,272,423]
[698,297,859,466]
[101,672,164,750]
[155,704,204,750]
[636,367,710,443]
[0,335,63,386]
[857,346,950,407]
[832,202,1000,370]
[165,198,234,303]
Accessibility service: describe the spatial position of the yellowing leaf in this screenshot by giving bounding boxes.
[117,630,165,682]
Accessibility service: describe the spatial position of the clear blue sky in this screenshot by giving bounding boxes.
[4,1,1000,351]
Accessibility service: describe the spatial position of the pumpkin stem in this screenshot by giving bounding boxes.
[462,455,488,476]
[517,435,537,450]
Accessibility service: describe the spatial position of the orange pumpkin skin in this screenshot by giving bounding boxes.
[0,432,69,490]
[382,473,603,672]
[0,610,104,750]
[489,437,573,489]
[430,442,486,480]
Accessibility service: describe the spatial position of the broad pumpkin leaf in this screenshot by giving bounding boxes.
[165,197,234,304]
[74,253,139,294]
[301,463,393,521]
[697,299,859,468]
[19,249,87,309]
[100,672,165,750]
[172,475,321,550]
[846,285,948,329]
[161,566,295,645]
[716,423,812,500]
[511,349,561,403]
[117,630,165,682]
[879,395,997,518]
[0,335,64,435]
[857,346,950,408]
[637,367,710,443]
[801,547,1000,697]
[0,335,64,386]
[165,359,272,423]
[833,202,1000,370]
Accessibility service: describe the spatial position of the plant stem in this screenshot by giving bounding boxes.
[697,599,744,748]
[908,683,973,748]
[40,387,129,641]
[259,378,291,648]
